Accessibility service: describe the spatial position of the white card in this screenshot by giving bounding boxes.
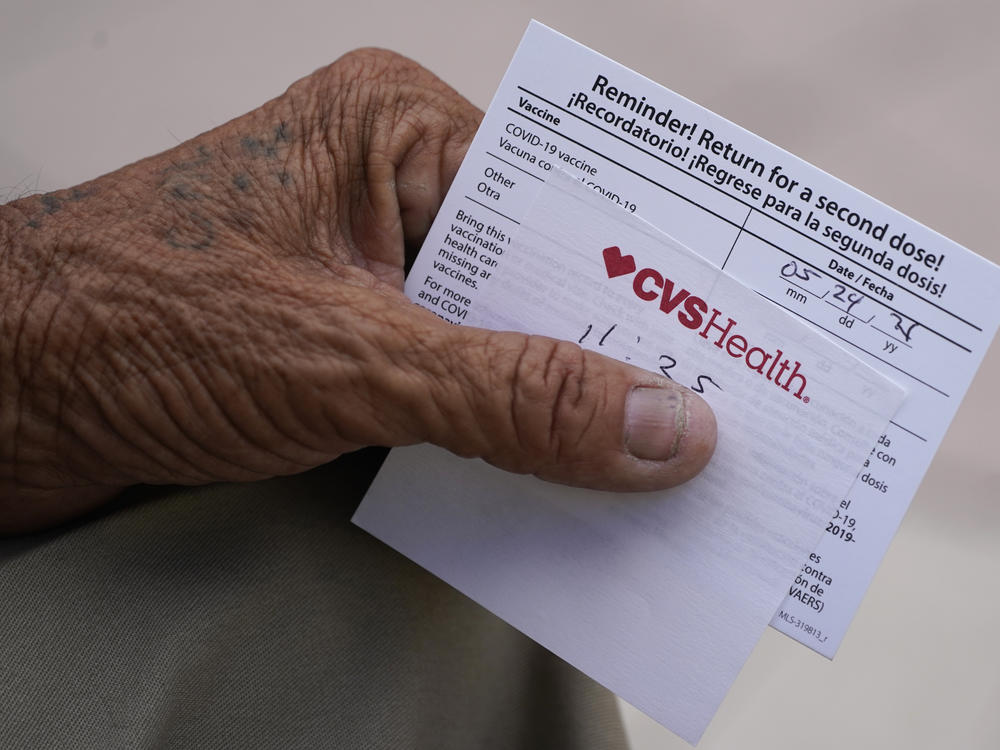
[355,169,905,743]
[355,19,1000,743]
[367,20,1000,658]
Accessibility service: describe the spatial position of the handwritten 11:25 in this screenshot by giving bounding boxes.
[578,322,723,395]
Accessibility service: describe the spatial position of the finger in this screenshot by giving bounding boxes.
[331,49,483,282]
[391,89,482,252]
[356,303,717,492]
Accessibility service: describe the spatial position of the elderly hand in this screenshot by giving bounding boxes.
[0,49,716,533]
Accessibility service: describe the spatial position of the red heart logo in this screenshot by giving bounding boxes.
[602,246,636,278]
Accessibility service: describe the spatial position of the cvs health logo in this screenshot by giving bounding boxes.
[601,245,810,402]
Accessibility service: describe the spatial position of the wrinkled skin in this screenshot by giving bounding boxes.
[0,50,715,534]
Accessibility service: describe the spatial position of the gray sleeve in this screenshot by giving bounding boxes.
[0,449,627,750]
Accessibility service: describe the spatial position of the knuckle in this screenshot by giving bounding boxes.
[519,336,585,403]
[507,336,604,464]
[312,47,477,134]
[307,48,422,115]
[332,48,420,84]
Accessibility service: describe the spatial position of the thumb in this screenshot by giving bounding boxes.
[377,315,717,492]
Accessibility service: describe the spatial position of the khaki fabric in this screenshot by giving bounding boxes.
[0,449,627,749]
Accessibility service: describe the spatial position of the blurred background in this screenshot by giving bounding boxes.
[2,1,997,747]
